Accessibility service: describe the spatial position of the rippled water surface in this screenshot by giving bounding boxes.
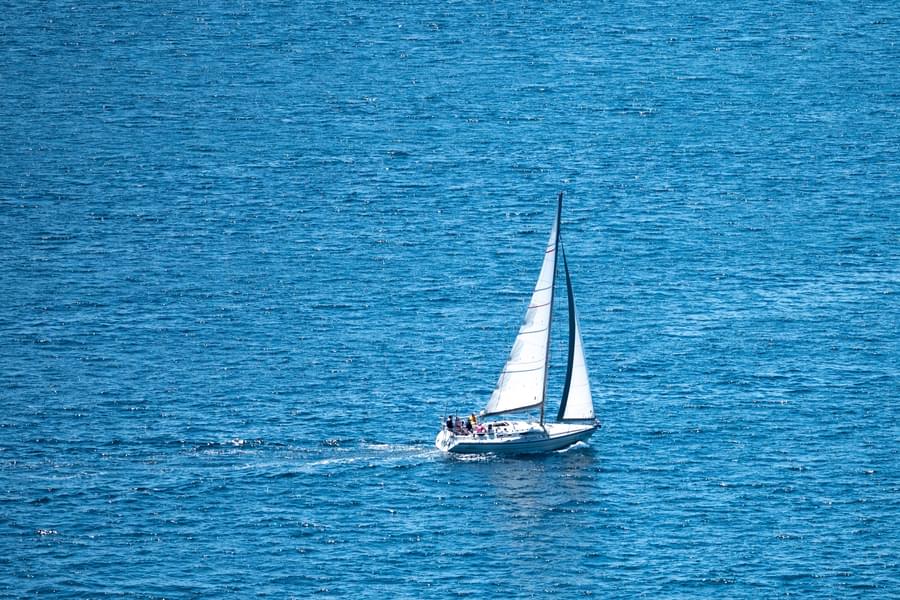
[1,1,898,597]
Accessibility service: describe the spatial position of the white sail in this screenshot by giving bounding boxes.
[483,212,559,416]
[557,246,595,421]
[559,300,594,421]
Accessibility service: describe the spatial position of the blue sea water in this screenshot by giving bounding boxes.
[1,0,899,597]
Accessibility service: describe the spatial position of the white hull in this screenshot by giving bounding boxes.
[435,420,598,455]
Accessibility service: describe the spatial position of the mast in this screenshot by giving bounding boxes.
[540,192,563,426]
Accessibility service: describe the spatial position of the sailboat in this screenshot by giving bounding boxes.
[435,192,600,455]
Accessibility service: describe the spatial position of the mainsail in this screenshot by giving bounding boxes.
[482,202,560,416]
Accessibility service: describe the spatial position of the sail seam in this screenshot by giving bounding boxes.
[517,326,549,335]
[499,364,544,374]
